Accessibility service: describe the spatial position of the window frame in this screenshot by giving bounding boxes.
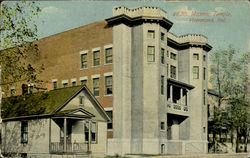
[147,46,155,62]
[21,121,28,144]
[93,50,100,67]
[105,76,113,96]
[92,78,100,97]
[170,52,176,60]
[84,122,98,143]
[193,53,199,60]
[104,47,113,65]
[147,30,155,39]
[170,65,176,79]
[80,53,88,69]
[193,66,199,79]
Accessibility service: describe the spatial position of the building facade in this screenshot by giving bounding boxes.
[5,6,212,155]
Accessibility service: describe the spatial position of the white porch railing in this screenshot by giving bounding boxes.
[50,142,88,153]
[167,102,189,113]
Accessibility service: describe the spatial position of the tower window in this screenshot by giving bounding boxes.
[147,30,155,39]
[193,66,199,79]
[161,48,165,64]
[161,32,165,41]
[170,65,176,79]
[147,46,155,62]
[170,52,176,60]
[161,75,164,95]
[193,53,199,60]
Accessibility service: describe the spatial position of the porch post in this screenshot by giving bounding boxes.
[88,121,91,152]
[180,88,183,105]
[64,118,67,153]
[170,85,173,102]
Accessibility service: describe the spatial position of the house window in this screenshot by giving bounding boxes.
[105,76,112,95]
[160,122,165,130]
[80,79,87,85]
[170,52,176,60]
[193,53,199,60]
[84,122,97,143]
[79,96,84,105]
[92,78,99,96]
[21,121,28,144]
[10,87,15,96]
[147,46,155,62]
[105,48,113,64]
[28,85,34,94]
[161,75,164,95]
[161,48,165,64]
[106,111,113,130]
[93,50,100,66]
[193,66,199,79]
[170,65,176,79]
[147,30,155,39]
[80,53,88,69]
[62,82,68,88]
[52,81,57,90]
[71,81,76,87]
[161,32,165,41]
[203,67,206,80]
[203,55,206,61]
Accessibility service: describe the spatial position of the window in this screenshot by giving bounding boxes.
[147,30,155,39]
[203,67,206,80]
[160,122,165,130]
[161,75,164,95]
[105,48,113,64]
[170,52,176,60]
[147,46,155,62]
[167,51,169,57]
[80,53,88,69]
[105,76,112,95]
[28,85,34,94]
[84,122,97,143]
[161,32,165,41]
[62,82,68,88]
[167,64,169,77]
[161,48,165,64]
[79,96,84,105]
[80,79,87,85]
[21,121,28,144]
[106,111,113,130]
[193,53,199,60]
[170,65,176,79]
[52,81,57,90]
[92,78,99,96]
[203,90,206,105]
[193,66,199,79]
[21,153,27,158]
[203,55,206,61]
[71,81,76,87]
[10,87,15,96]
[93,50,100,66]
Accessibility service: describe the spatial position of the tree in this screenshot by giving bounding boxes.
[0,1,43,95]
[209,45,249,152]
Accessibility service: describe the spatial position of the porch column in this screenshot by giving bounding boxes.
[171,120,179,140]
[170,85,173,102]
[184,90,187,106]
[88,121,91,152]
[180,88,183,105]
[63,118,67,152]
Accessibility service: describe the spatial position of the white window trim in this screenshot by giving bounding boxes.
[62,80,68,84]
[79,50,88,55]
[104,107,113,111]
[104,44,113,49]
[104,72,113,77]
[71,78,76,82]
[91,74,100,79]
[92,47,100,52]
[80,76,88,81]
[52,79,58,82]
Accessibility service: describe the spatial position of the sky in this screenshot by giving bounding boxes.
[8,1,250,53]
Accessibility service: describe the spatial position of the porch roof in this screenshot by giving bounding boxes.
[167,78,195,90]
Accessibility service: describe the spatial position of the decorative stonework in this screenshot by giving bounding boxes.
[168,32,207,44]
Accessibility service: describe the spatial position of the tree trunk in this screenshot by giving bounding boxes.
[236,129,239,152]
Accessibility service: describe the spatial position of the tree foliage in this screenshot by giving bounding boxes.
[0,1,43,92]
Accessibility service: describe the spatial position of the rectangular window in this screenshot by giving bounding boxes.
[84,123,89,141]
[80,54,88,69]
[62,82,68,88]
[80,79,87,85]
[170,65,176,79]
[203,90,206,105]
[28,85,34,94]
[10,87,15,96]
[71,81,76,87]
[21,121,28,144]
[147,30,155,39]
[84,122,97,143]
[106,111,113,130]
[203,55,206,61]
[161,32,165,41]
[161,48,165,64]
[161,75,164,95]
[167,64,169,77]
[52,81,57,90]
[167,51,169,57]
[193,66,199,79]
[147,46,155,62]
[160,122,165,130]
[203,67,206,80]
[170,52,176,60]
[79,96,84,105]
[105,48,113,64]
[93,50,100,66]
[193,53,199,60]
[21,153,27,158]
[105,76,112,95]
[92,78,99,96]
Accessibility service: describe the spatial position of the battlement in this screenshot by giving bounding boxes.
[113,6,166,18]
[168,32,207,44]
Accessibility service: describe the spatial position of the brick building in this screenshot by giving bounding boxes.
[5,6,212,155]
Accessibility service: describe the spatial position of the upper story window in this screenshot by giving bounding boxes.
[62,80,68,88]
[80,79,87,85]
[21,121,28,144]
[203,55,206,61]
[79,96,84,105]
[28,84,34,94]
[52,81,57,90]
[167,51,169,57]
[203,67,206,80]
[193,53,199,60]
[80,53,88,69]
[161,32,165,41]
[147,46,155,62]
[71,81,76,87]
[161,48,165,64]
[170,52,176,60]
[93,50,100,66]
[147,30,155,39]
[160,121,165,130]
[170,65,176,79]
[203,90,206,105]
[105,47,113,64]
[193,66,199,79]
[10,87,15,96]
[160,75,164,95]
[105,76,112,95]
[92,78,99,96]
[106,110,113,130]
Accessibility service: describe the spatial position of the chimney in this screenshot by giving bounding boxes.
[22,84,28,95]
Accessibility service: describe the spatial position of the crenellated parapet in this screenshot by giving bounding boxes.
[113,6,166,18]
